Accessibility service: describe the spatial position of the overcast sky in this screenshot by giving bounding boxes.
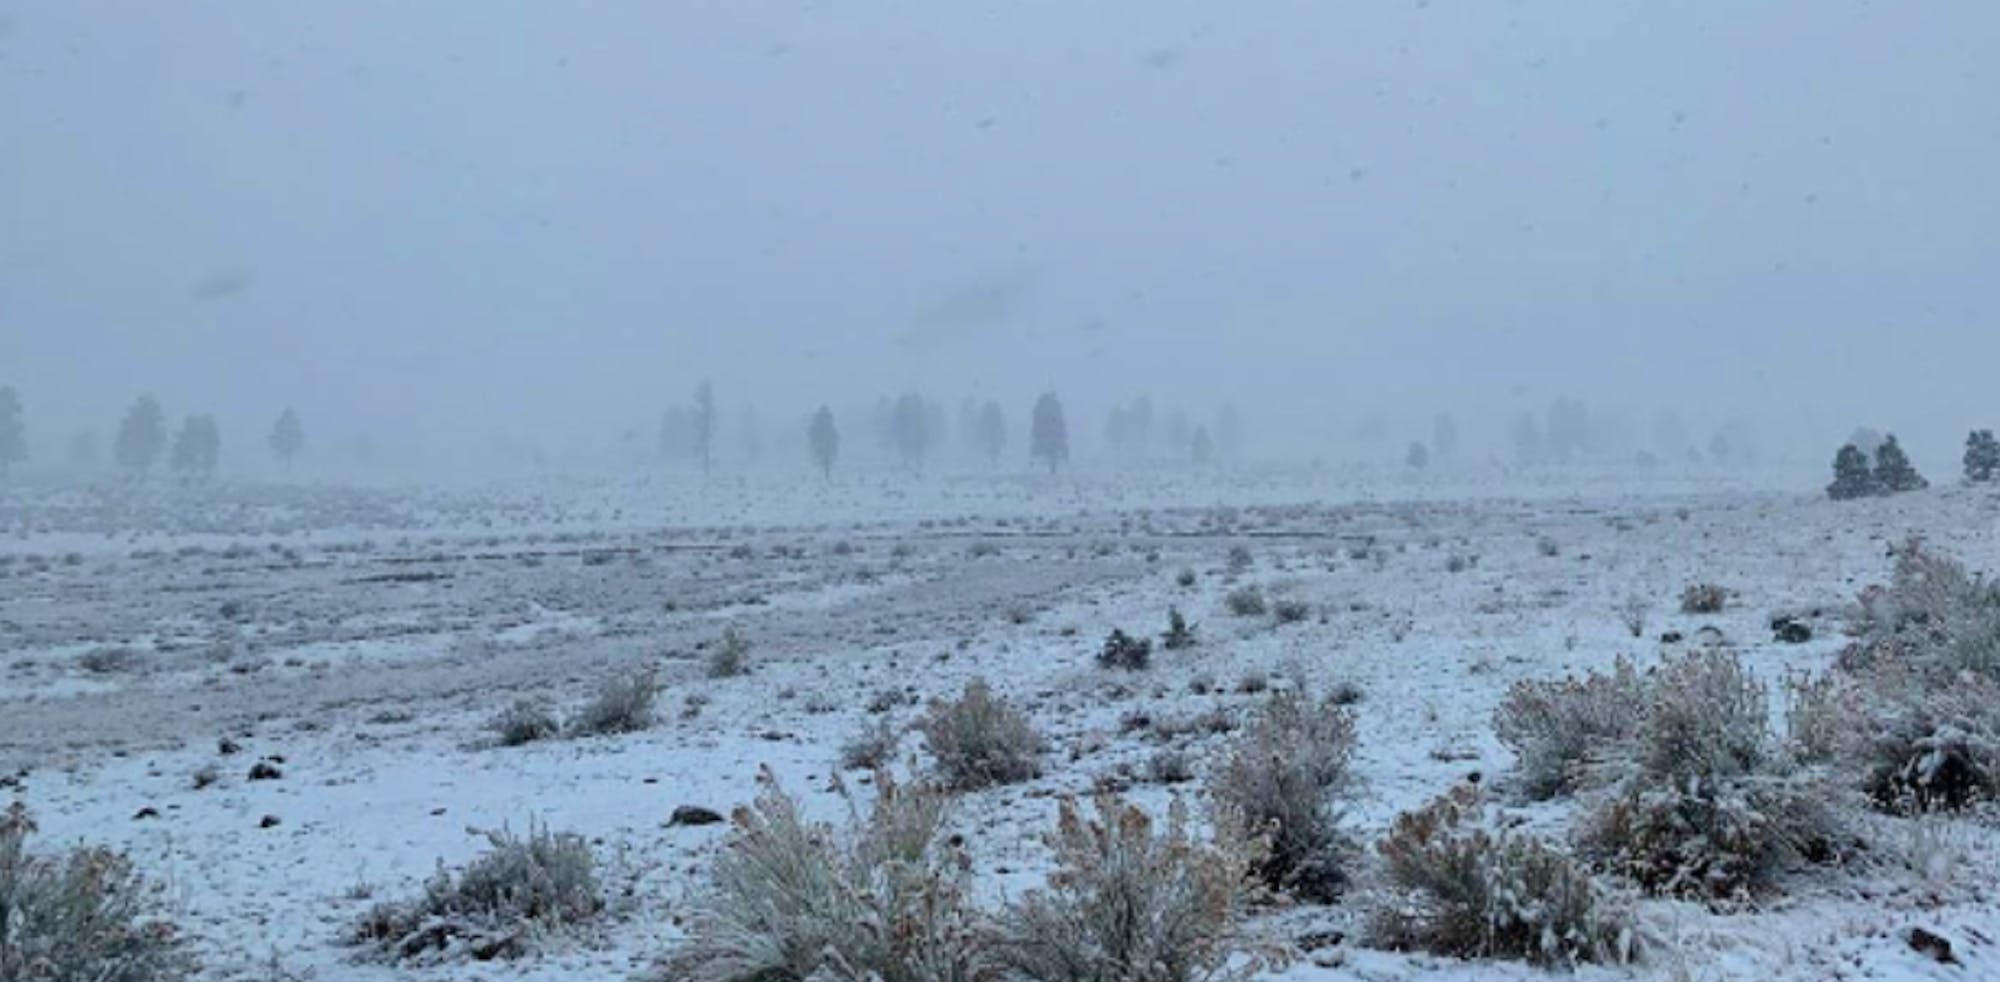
[3,2,1997,466]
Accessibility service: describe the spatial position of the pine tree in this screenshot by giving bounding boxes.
[0,386,24,480]
[692,380,716,476]
[170,415,220,482]
[1827,444,1874,500]
[1964,429,1999,484]
[890,393,931,470]
[114,395,167,477]
[268,408,304,469]
[1431,413,1458,461]
[1030,392,1069,475]
[1872,434,1927,494]
[1190,425,1214,467]
[808,406,839,480]
[975,401,1006,466]
[1406,441,1430,470]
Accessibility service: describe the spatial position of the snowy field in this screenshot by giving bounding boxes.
[3,469,1996,980]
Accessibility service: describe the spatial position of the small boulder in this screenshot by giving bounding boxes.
[1772,617,1813,644]
[248,760,283,781]
[670,805,725,827]
[133,806,160,821]
[1908,927,1956,964]
[258,814,282,829]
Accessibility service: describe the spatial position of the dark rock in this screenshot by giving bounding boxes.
[133,806,159,820]
[218,737,242,755]
[670,805,725,827]
[1660,631,1685,644]
[1773,618,1813,644]
[258,814,281,829]
[1908,927,1956,964]
[1297,929,1346,951]
[248,761,283,781]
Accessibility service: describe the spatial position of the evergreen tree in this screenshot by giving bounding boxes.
[1030,392,1069,474]
[1873,434,1927,494]
[890,392,932,470]
[1190,425,1214,467]
[268,407,304,468]
[1827,444,1875,500]
[0,386,24,479]
[1963,429,1999,484]
[1430,413,1459,461]
[692,380,716,476]
[114,394,167,477]
[1406,441,1430,470]
[808,406,839,480]
[975,400,1006,466]
[170,415,221,481]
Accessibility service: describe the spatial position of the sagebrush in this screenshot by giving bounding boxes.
[995,794,1274,982]
[664,767,987,982]
[1208,688,1355,901]
[0,803,193,982]
[1372,785,1635,967]
[353,821,601,961]
[918,678,1043,790]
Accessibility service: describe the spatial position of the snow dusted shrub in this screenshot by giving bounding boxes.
[1850,667,2000,812]
[664,767,989,982]
[1635,649,1768,783]
[1492,656,1645,800]
[1371,785,1635,967]
[1615,595,1648,639]
[1830,541,2000,811]
[1209,688,1356,902]
[1271,598,1312,625]
[994,794,1276,982]
[1162,607,1197,650]
[706,627,751,679]
[1575,769,1840,900]
[1575,650,1846,899]
[568,665,658,736]
[1098,629,1153,671]
[917,678,1042,790]
[489,699,560,746]
[1679,583,1727,614]
[839,717,901,771]
[353,821,601,961]
[0,803,193,982]
[1223,585,1267,618]
[1782,670,1857,764]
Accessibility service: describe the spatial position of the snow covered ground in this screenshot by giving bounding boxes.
[2,469,1995,980]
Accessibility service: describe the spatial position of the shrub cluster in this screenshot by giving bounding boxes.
[1830,540,2000,811]
[1498,651,1846,900]
[1371,785,1635,967]
[668,771,1267,982]
[1,804,193,982]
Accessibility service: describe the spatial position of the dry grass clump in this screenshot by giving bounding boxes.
[489,699,561,746]
[1223,585,1267,618]
[707,628,752,679]
[1679,583,1728,614]
[567,666,658,737]
[353,822,601,961]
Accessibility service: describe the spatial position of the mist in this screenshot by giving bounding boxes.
[4,1,1997,478]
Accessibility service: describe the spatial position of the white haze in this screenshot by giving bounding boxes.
[3,1,1997,475]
